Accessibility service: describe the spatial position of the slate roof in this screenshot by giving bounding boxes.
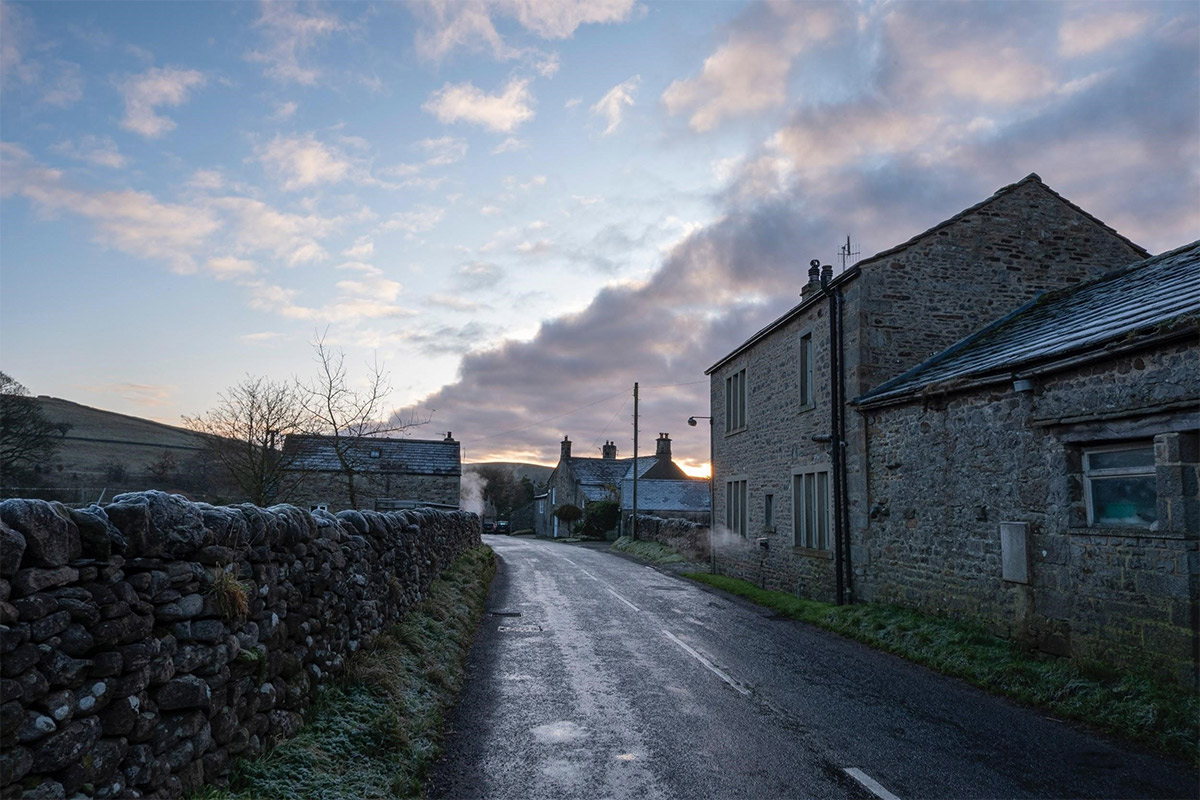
[282,434,461,475]
[620,478,711,512]
[856,241,1200,407]
[568,456,662,485]
[707,174,1147,375]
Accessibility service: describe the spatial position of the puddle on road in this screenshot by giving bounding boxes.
[531,720,588,743]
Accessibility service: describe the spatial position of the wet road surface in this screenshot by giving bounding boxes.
[428,536,1198,800]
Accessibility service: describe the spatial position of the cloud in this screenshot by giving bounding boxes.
[118,66,206,138]
[257,133,352,190]
[408,1,1198,466]
[492,136,528,154]
[1,2,37,88]
[663,2,845,132]
[455,260,504,290]
[418,136,469,165]
[1060,9,1152,57]
[410,0,636,61]
[240,277,415,323]
[209,195,340,265]
[41,60,83,107]
[423,78,535,133]
[382,205,446,234]
[1,143,219,273]
[590,75,639,135]
[205,256,258,279]
[247,1,344,84]
[480,205,501,216]
[343,235,374,258]
[564,97,581,108]
[271,100,299,120]
[241,331,287,344]
[84,382,177,408]
[50,136,127,169]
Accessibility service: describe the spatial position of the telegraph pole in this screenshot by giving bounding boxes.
[632,381,639,540]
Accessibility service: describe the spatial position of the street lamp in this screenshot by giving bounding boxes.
[686,415,714,573]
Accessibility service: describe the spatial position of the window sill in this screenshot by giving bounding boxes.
[797,402,816,414]
[724,426,748,438]
[1067,526,1194,541]
[792,546,833,560]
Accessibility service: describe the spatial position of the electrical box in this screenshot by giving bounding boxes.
[1000,522,1029,584]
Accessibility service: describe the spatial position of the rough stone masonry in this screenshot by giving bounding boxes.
[0,491,480,798]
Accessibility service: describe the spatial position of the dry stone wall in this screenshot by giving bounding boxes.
[0,491,480,799]
[631,515,710,562]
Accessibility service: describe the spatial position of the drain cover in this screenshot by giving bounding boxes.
[488,610,522,617]
[498,625,542,633]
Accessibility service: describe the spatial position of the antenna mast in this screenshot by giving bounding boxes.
[839,235,859,271]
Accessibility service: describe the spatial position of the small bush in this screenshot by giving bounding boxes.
[211,567,250,622]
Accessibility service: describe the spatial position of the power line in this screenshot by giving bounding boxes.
[590,395,630,450]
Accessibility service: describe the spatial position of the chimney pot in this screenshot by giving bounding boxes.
[560,435,572,461]
[655,433,672,459]
[602,440,617,459]
[820,263,833,285]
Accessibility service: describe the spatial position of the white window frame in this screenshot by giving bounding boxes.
[1082,442,1156,528]
[799,331,814,408]
[792,467,831,550]
[725,478,748,537]
[725,368,747,434]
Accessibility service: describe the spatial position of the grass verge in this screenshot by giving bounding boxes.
[610,535,686,564]
[197,545,497,800]
[685,572,1199,764]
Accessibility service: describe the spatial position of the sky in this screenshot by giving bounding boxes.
[1,0,1197,476]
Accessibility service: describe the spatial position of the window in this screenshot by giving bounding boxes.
[793,468,830,549]
[725,368,746,433]
[726,479,747,537]
[799,332,814,406]
[764,494,774,530]
[1084,443,1157,527]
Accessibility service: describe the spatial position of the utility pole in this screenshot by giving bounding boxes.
[632,381,639,540]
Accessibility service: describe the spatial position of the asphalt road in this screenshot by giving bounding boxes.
[428,536,1198,800]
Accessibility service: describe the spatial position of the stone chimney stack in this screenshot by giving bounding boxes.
[602,440,617,459]
[560,435,572,461]
[443,431,455,442]
[802,259,822,299]
[655,433,672,459]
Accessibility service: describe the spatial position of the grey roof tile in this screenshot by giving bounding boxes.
[620,478,711,512]
[857,241,1200,405]
[282,435,461,475]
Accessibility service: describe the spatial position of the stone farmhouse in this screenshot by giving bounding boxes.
[855,242,1198,684]
[535,433,698,537]
[705,174,1200,681]
[282,433,461,512]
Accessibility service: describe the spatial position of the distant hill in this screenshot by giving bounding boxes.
[464,462,553,486]
[5,396,216,503]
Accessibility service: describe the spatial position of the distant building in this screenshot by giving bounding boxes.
[282,433,461,511]
[536,433,700,537]
[619,477,710,530]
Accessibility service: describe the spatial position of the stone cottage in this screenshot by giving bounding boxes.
[535,433,691,537]
[854,241,1198,684]
[706,174,1148,605]
[282,433,461,511]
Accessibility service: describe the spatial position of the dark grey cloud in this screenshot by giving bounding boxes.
[418,0,1198,468]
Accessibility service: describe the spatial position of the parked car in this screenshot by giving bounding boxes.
[496,520,510,534]
[482,522,496,533]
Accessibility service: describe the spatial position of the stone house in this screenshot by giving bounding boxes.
[854,242,1198,683]
[282,433,461,511]
[535,433,690,537]
[619,477,711,533]
[706,174,1149,606]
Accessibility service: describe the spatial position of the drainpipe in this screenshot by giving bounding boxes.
[815,260,849,606]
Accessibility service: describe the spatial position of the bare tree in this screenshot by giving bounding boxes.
[296,331,426,508]
[0,372,68,483]
[182,375,307,505]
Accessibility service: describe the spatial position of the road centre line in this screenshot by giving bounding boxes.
[607,587,640,611]
[663,630,751,696]
[844,768,902,800]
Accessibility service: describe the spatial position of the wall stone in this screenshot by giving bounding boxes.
[858,342,1198,686]
[0,491,480,798]
[629,515,710,562]
[290,470,460,511]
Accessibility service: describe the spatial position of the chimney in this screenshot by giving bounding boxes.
[655,433,672,460]
[802,259,822,299]
[820,263,833,286]
[602,440,617,459]
[443,431,455,442]
[560,435,572,461]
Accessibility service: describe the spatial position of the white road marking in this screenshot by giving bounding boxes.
[607,587,640,611]
[844,768,902,800]
[560,555,599,580]
[663,630,751,696]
